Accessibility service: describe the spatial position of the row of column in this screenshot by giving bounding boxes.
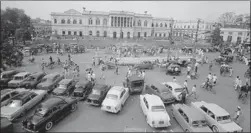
[110,16,133,28]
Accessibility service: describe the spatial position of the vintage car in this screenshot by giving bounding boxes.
[145,84,176,104]
[1,117,13,133]
[101,86,130,113]
[171,104,212,132]
[1,89,47,121]
[166,63,181,75]
[140,94,171,128]
[19,72,46,89]
[36,73,64,92]
[0,70,22,89]
[72,80,95,100]
[191,101,243,132]
[177,59,191,67]
[1,88,26,107]
[52,79,77,96]
[134,61,154,70]
[123,75,145,94]
[87,84,111,106]
[8,72,31,88]
[22,96,78,132]
[161,82,184,102]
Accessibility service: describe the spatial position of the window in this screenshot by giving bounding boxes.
[160,23,163,27]
[120,90,125,98]
[156,23,158,27]
[138,20,141,26]
[144,20,148,27]
[68,31,71,35]
[30,93,37,99]
[169,24,172,28]
[164,33,166,37]
[103,31,107,37]
[178,109,189,123]
[165,23,167,27]
[1,95,10,102]
[207,110,215,119]
[96,18,100,25]
[89,18,92,25]
[152,23,154,27]
[133,20,135,26]
[238,32,243,35]
[103,19,107,26]
[143,97,149,109]
[73,19,77,24]
[79,20,82,24]
[89,31,92,36]
[67,19,71,24]
[54,19,57,24]
[159,33,162,37]
[23,97,31,104]
[192,25,194,29]
[74,31,77,35]
[188,25,190,29]
[155,33,157,37]
[111,17,113,26]
[96,31,100,37]
[62,31,65,35]
[174,25,176,28]
[61,19,65,24]
[11,92,18,97]
[184,25,186,29]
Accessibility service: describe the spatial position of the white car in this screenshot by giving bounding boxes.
[191,101,243,132]
[161,82,184,101]
[140,94,171,128]
[101,86,130,113]
[1,89,47,121]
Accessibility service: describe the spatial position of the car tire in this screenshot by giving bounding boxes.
[70,103,77,112]
[212,125,219,132]
[45,121,53,131]
[185,129,190,132]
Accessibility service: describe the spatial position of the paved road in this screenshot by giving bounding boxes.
[12,51,250,132]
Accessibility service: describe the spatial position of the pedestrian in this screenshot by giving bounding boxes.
[212,74,218,85]
[173,77,176,82]
[115,65,119,75]
[76,65,80,78]
[209,61,213,71]
[87,71,91,81]
[92,57,95,66]
[181,89,187,104]
[184,80,189,94]
[91,71,96,83]
[190,85,197,99]
[208,73,212,81]
[194,62,199,73]
[142,70,146,80]
[100,64,105,79]
[187,65,191,76]
[233,106,242,124]
[235,76,242,91]
[229,67,233,77]
[73,68,77,80]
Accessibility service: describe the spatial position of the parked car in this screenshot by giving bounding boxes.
[166,63,181,75]
[22,96,78,132]
[161,82,184,102]
[1,89,47,121]
[101,86,130,113]
[36,73,64,92]
[140,94,171,128]
[19,72,46,89]
[52,79,77,96]
[87,84,111,106]
[1,88,27,107]
[145,84,175,104]
[72,79,94,100]
[171,104,212,132]
[8,72,31,88]
[123,75,145,94]
[1,117,13,133]
[134,61,154,70]
[0,70,21,89]
[191,101,243,132]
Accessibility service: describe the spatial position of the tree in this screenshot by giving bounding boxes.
[234,13,250,28]
[218,12,236,25]
[210,23,222,47]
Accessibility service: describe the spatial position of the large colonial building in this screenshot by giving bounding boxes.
[220,25,250,44]
[50,8,173,39]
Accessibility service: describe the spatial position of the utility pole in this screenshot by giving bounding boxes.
[193,18,202,54]
[170,19,174,45]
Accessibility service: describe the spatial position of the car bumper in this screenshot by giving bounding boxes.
[22,126,39,133]
[151,121,171,128]
[101,106,118,113]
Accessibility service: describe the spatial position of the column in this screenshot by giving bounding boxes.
[115,16,117,27]
[130,17,132,27]
[127,17,129,27]
[121,17,123,27]
[111,16,113,27]
[124,17,126,27]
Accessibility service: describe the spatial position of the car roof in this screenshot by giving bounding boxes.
[14,72,30,77]
[13,91,32,100]
[204,103,229,116]
[59,79,73,85]
[144,94,163,107]
[165,82,182,89]
[128,75,143,81]
[149,84,167,92]
[1,70,17,75]
[43,73,59,78]
[30,72,45,77]
[93,84,107,90]
[41,97,64,109]
[1,89,12,95]
[178,104,205,121]
[108,86,124,95]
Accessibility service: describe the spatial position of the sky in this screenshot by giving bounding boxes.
[1,1,250,22]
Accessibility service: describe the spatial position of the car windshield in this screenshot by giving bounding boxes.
[1,74,8,79]
[35,108,47,117]
[14,76,23,80]
[92,89,101,95]
[217,115,232,124]
[151,105,165,112]
[174,88,183,92]
[7,100,22,107]
[26,76,36,81]
[132,81,143,87]
[192,120,208,127]
[106,94,118,100]
[58,84,67,89]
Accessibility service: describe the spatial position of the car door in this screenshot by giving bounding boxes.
[36,75,43,85]
[206,110,217,127]
[119,89,126,105]
[176,109,187,130]
[10,91,19,99]
[25,93,38,109]
[56,102,68,120]
[22,97,32,110]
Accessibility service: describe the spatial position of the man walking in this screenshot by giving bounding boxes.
[184,80,189,94]
[194,62,199,73]
[190,85,197,100]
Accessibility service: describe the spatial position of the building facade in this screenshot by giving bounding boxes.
[220,25,250,44]
[50,8,173,39]
[32,18,52,37]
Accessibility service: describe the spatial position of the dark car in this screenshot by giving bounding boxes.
[72,79,94,100]
[1,117,13,133]
[36,73,64,93]
[8,72,31,88]
[87,84,111,106]
[0,70,21,89]
[52,79,77,96]
[134,61,154,70]
[123,75,145,94]
[19,72,46,89]
[22,96,78,132]
[166,63,181,75]
[145,84,175,104]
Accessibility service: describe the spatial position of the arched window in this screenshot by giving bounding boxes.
[61,19,65,24]
[79,20,82,24]
[54,19,57,24]
[138,20,141,26]
[89,18,92,25]
[160,23,163,27]
[96,31,100,37]
[156,23,158,27]
[67,19,71,24]
[152,23,154,27]
[73,19,77,24]
[165,23,167,27]
[89,30,92,36]
[159,33,162,37]
[96,18,100,25]
[103,19,107,26]
[144,20,148,27]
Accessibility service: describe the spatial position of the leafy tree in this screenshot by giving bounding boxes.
[210,23,223,47]
[218,12,236,25]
